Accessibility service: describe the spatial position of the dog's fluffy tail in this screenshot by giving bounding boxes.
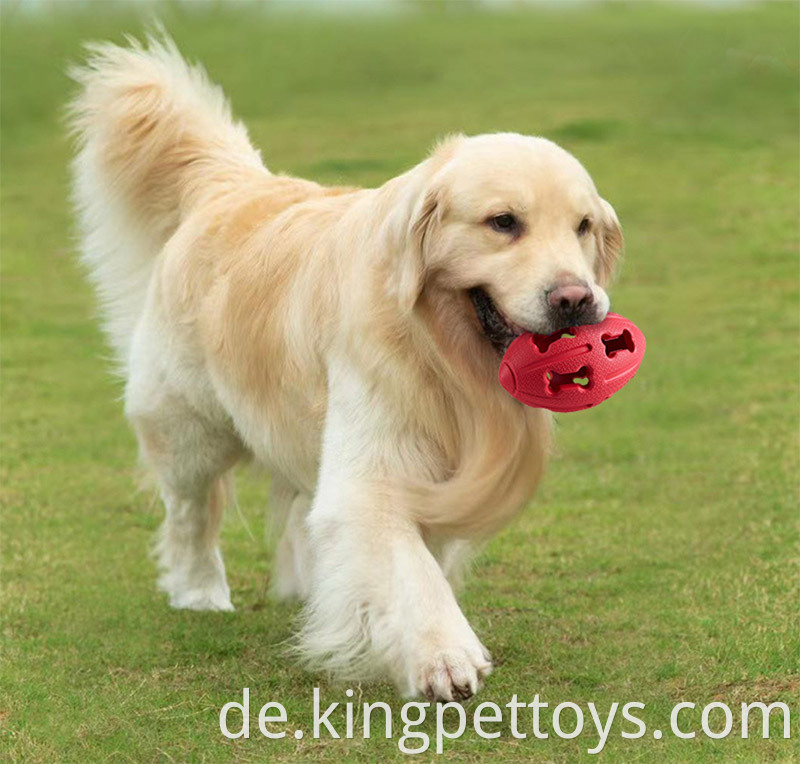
[68,35,266,367]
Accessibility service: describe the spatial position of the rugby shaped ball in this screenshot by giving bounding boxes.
[499,313,645,412]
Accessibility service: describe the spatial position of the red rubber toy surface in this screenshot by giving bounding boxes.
[499,313,645,412]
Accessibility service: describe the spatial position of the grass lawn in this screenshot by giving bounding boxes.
[1,2,798,762]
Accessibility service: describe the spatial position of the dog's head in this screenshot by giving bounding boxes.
[400,133,623,356]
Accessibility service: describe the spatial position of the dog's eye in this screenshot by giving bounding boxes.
[577,216,592,236]
[488,213,519,234]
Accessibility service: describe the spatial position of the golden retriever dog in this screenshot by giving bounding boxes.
[69,37,622,701]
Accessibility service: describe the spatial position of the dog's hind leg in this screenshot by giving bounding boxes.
[269,476,313,602]
[132,401,244,612]
[436,539,478,593]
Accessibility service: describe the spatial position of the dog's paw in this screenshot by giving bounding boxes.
[410,640,492,702]
[159,569,234,612]
[169,587,235,612]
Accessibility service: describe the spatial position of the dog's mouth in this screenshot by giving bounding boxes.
[468,287,528,355]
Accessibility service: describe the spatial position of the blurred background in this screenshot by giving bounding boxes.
[1,2,798,763]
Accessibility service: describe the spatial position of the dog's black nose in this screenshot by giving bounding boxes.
[546,284,595,324]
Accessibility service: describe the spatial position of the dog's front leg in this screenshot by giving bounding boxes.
[302,482,492,700]
[298,365,491,700]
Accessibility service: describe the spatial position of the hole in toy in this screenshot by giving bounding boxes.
[548,366,592,393]
[533,328,577,353]
[602,329,635,357]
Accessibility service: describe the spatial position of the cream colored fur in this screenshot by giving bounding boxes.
[69,36,622,700]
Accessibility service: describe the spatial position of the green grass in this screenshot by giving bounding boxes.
[1,2,798,762]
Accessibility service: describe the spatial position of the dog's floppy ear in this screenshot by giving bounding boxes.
[397,185,441,312]
[594,198,624,287]
[394,135,462,312]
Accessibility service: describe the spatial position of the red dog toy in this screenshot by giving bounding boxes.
[499,313,645,412]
